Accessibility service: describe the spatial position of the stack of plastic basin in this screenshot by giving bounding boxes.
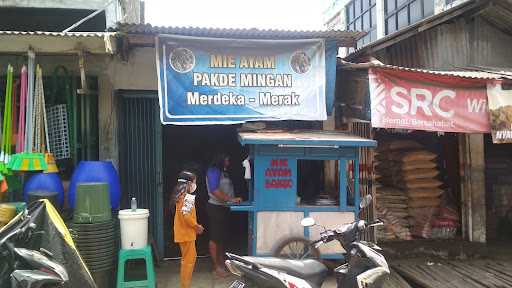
[27,191,59,209]
[73,183,111,223]
[70,182,118,288]
[68,161,121,210]
[23,173,64,209]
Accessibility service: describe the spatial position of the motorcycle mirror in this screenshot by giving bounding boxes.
[359,195,373,209]
[300,217,316,227]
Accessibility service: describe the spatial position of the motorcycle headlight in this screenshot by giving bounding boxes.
[225,260,242,277]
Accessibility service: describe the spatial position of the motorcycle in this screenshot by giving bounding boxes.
[0,201,69,288]
[225,195,390,288]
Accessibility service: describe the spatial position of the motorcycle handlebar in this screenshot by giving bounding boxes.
[316,219,383,246]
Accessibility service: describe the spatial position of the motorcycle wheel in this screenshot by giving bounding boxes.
[272,237,320,260]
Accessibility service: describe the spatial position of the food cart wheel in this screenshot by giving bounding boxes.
[272,237,320,260]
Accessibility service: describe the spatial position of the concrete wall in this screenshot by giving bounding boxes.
[98,47,157,168]
[0,0,142,28]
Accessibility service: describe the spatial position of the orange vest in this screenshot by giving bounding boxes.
[173,194,198,243]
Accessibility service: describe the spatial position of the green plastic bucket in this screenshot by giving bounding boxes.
[73,183,112,224]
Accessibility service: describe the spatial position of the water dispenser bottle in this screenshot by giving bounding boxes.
[131,197,137,211]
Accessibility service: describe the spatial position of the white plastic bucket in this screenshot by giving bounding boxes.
[118,209,149,249]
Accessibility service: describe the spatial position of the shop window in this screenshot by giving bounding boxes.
[384,0,435,35]
[346,0,378,48]
[297,160,340,206]
[397,8,408,29]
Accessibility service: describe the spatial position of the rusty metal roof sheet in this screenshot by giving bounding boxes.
[339,59,512,80]
[347,0,512,59]
[114,23,364,47]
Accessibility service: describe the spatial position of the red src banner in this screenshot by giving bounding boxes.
[369,68,491,133]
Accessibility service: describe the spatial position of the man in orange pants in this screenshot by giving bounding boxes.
[173,171,204,288]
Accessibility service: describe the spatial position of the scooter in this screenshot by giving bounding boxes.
[225,195,389,288]
[0,202,69,288]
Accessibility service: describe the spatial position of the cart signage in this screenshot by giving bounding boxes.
[369,68,491,133]
[487,81,512,143]
[265,158,293,189]
[156,35,332,124]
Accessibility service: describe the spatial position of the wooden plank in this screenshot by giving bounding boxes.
[383,268,412,288]
[490,261,512,274]
[481,262,512,285]
[459,134,487,243]
[460,261,510,287]
[478,266,512,286]
[394,259,512,288]
[417,263,482,288]
[484,261,512,276]
[394,263,446,288]
[445,261,500,287]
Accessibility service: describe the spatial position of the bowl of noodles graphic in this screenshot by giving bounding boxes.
[290,51,311,74]
[169,48,195,73]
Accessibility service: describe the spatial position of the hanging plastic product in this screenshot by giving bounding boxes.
[16,65,26,154]
[8,65,27,171]
[0,65,13,174]
[36,65,58,173]
[47,66,71,161]
[9,51,47,172]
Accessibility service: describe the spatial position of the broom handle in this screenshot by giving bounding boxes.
[26,50,35,152]
[6,66,12,157]
[34,66,41,153]
[2,66,12,159]
[33,67,38,153]
[17,66,27,153]
[41,67,50,153]
[2,67,8,156]
[12,79,17,149]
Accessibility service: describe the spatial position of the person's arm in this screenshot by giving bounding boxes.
[180,197,203,233]
[207,168,237,203]
[183,210,198,227]
[184,209,204,234]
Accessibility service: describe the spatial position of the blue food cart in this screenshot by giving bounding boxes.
[230,130,377,259]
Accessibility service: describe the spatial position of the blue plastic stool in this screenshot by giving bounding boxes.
[116,246,156,288]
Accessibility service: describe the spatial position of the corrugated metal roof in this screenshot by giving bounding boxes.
[0,31,116,54]
[0,31,115,37]
[480,0,512,34]
[339,59,512,80]
[114,23,364,46]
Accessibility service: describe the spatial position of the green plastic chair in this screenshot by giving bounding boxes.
[73,183,111,224]
[116,245,156,288]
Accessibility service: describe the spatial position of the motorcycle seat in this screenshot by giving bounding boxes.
[241,256,328,287]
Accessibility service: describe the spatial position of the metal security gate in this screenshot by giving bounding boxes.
[118,91,164,254]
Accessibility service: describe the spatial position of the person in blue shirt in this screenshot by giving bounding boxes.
[206,153,242,277]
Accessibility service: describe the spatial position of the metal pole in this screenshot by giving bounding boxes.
[62,0,116,33]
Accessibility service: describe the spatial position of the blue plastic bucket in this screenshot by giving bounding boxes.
[68,161,121,209]
[23,173,64,208]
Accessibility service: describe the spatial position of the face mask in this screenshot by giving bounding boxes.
[189,183,197,193]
